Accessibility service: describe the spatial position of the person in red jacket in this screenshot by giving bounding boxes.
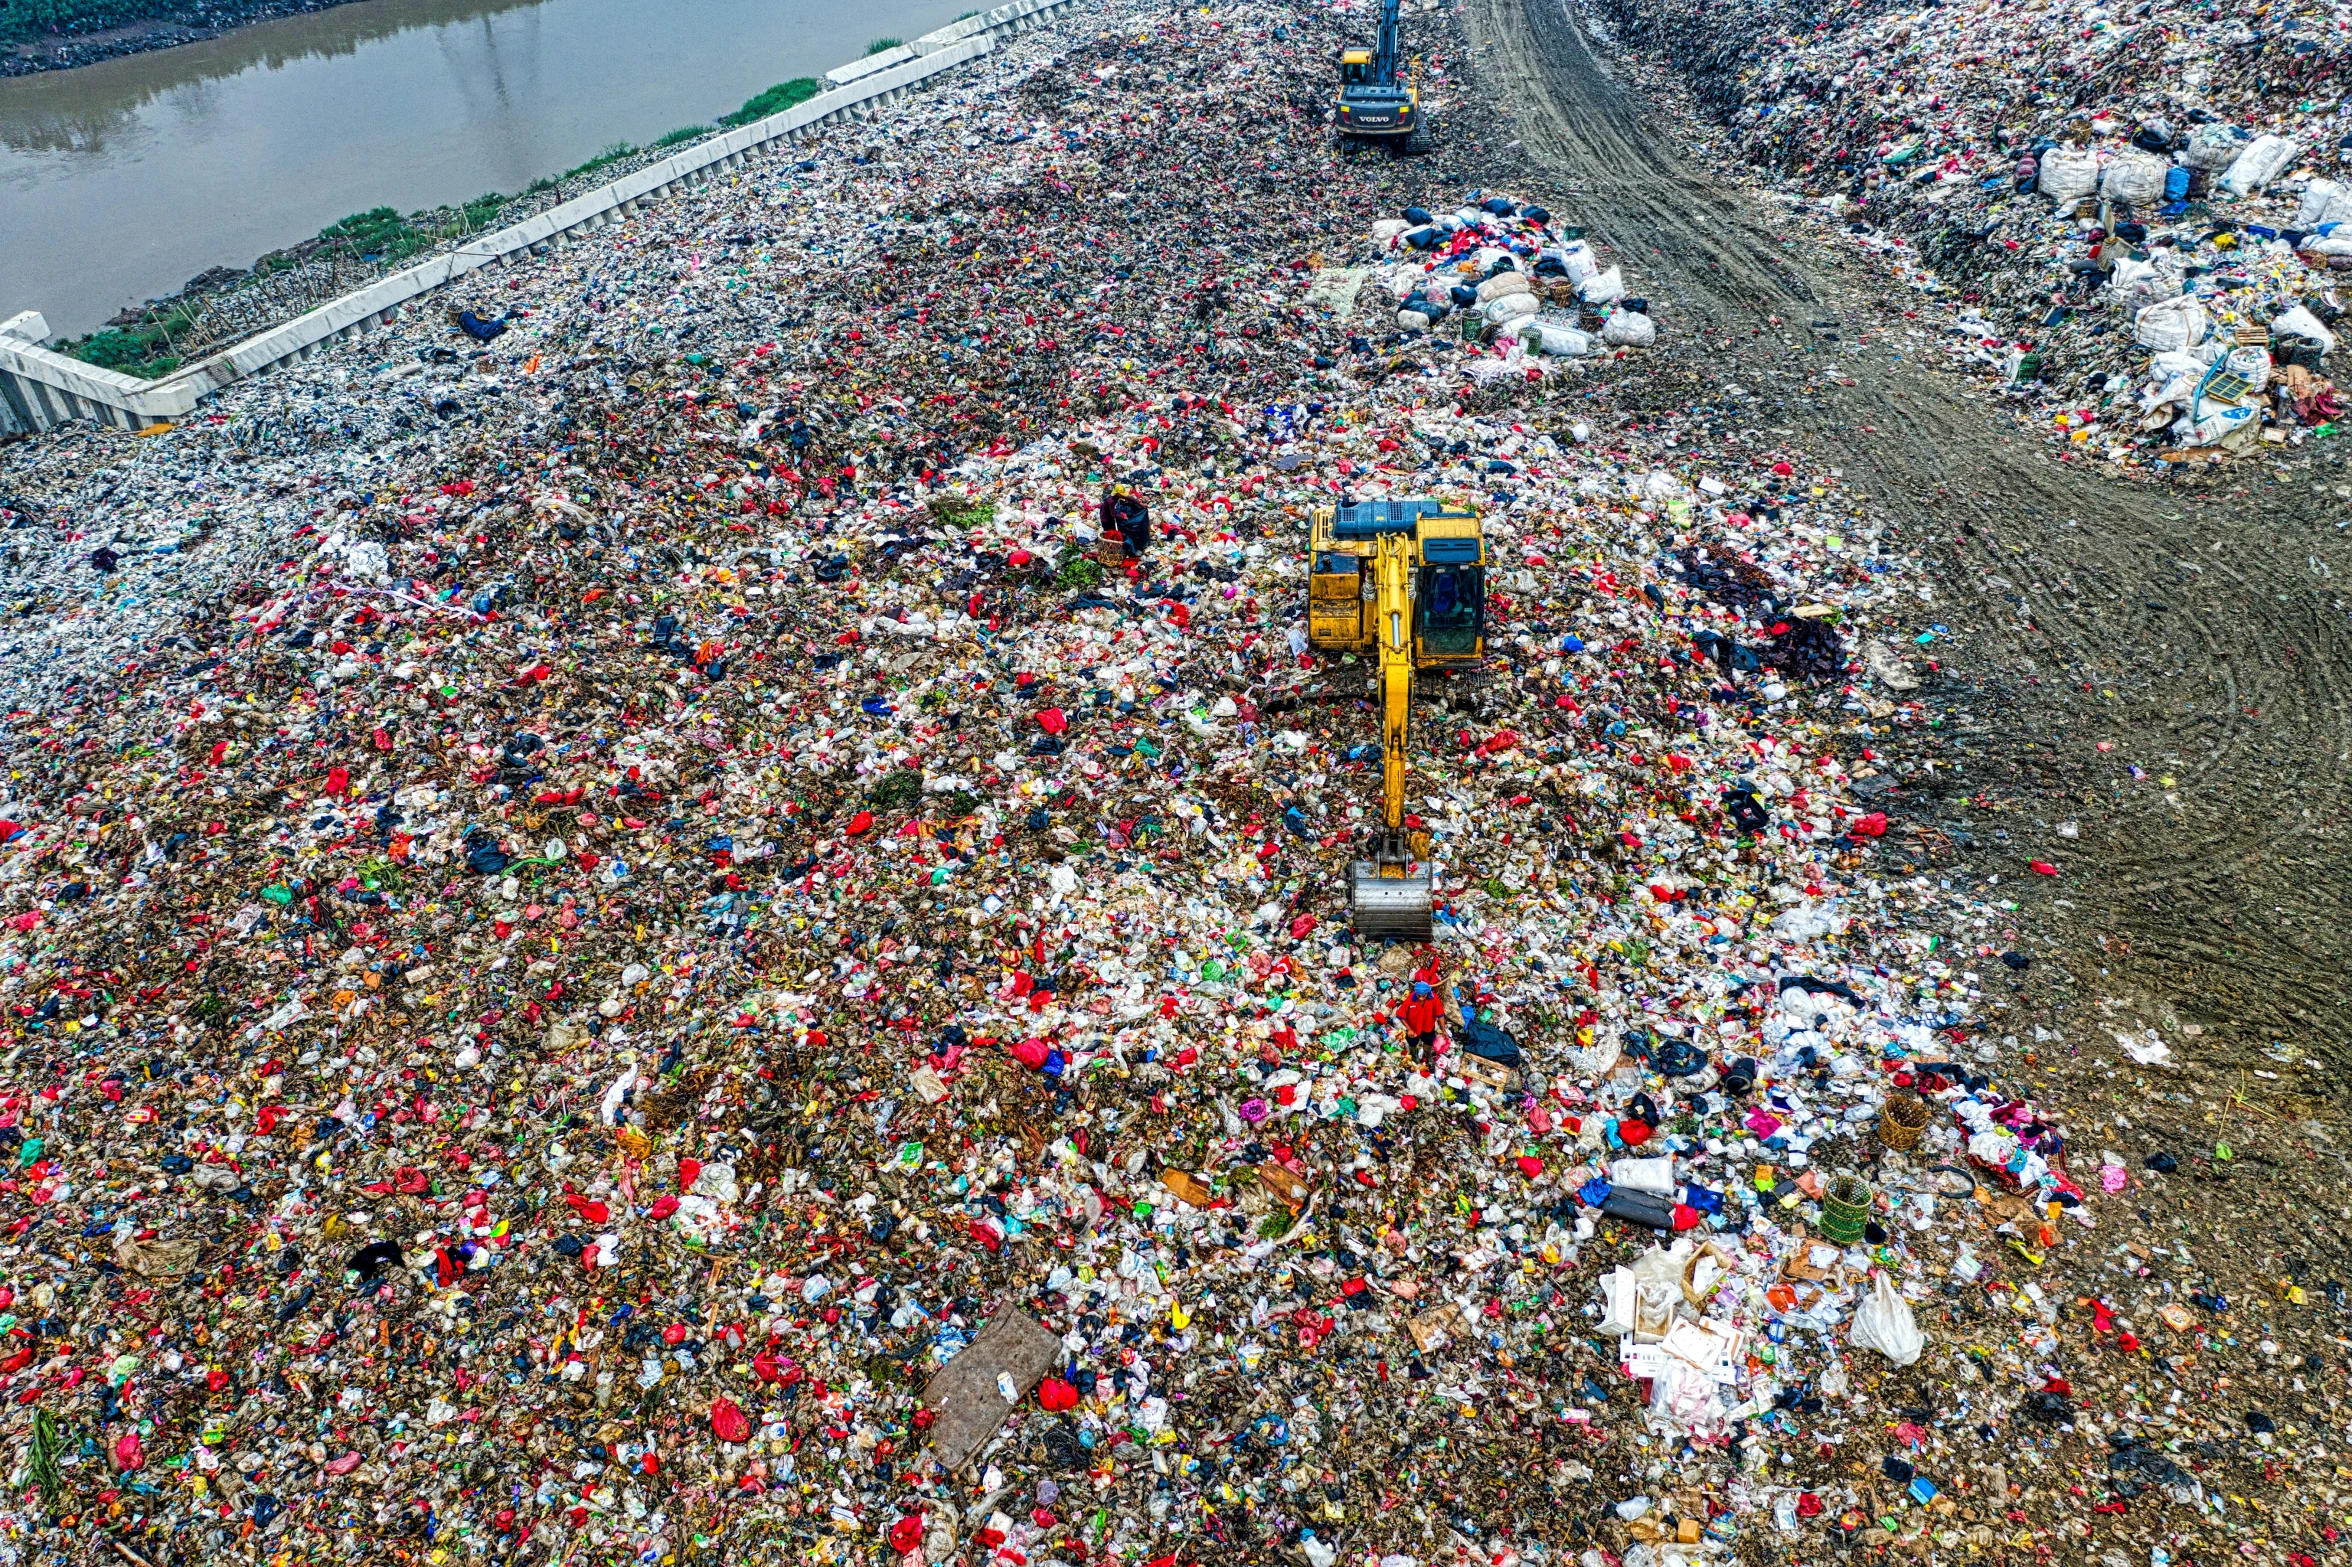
[1401,980,1443,1071]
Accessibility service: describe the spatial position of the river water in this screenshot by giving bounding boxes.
[0,0,971,340]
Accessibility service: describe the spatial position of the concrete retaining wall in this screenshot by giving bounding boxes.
[0,0,1077,438]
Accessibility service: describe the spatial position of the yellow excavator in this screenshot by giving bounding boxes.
[1306,498,1487,941]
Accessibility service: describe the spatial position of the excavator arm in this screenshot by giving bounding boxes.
[1373,0,1402,86]
[1309,496,1477,943]
[1335,0,1417,138]
[1375,530,1412,834]
[1348,530,1434,941]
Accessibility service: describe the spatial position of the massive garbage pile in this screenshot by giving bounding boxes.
[0,1,2340,1565]
[1603,0,2350,470]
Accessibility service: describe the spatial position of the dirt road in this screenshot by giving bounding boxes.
[1464,0,2352,1088]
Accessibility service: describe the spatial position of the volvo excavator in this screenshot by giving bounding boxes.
[1334,0,1418,142]
[1306,499,1487,941]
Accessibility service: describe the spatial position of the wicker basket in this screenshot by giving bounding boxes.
[1820,1175,1873,1244]
[1877,1091,1931,1153]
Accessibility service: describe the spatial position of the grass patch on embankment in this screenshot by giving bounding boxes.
[720,76,821,126]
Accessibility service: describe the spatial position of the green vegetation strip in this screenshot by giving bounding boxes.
[721,77,820,127]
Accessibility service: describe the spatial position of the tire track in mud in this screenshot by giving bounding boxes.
[1464,0,2352,1071]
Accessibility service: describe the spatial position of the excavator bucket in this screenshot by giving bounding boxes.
[1348,860,1432,942]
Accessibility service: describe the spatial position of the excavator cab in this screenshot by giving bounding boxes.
[1306,500,1485,663]
[1304,499,1486,940]
[1413,522,1486,659]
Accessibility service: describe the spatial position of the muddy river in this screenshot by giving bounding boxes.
[0,0,969,338]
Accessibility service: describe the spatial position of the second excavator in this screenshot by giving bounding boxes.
[1306,498,1487,941]
[1333,0,1419,143]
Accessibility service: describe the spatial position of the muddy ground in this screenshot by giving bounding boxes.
[1447,0,2352,1554]
[1461,0,2352,1089]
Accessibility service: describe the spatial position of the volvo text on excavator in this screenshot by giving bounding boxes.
[1335,0,1417,142]
[1306,498,1487,941]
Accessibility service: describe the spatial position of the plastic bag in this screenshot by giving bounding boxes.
[2224,344,2273,395]
[1597,1266,1637,1335]
[2295,179,2352,230]
[2220,134,2297,196]
[1569,1027,1621,1076]
[1576,265,1625,305]
[2107,255,2169,307]
[1515,317,1592,356]
[1602,310,1657,347]
[1475,270,1534,304]
[1849,1272,1924,1366]
[1648,1359,1724,1432]
[2178,400,2257,450]
[1481,292,1539,325]
[1612,1155,1676,1194]
[1557,239,1600,283]
[2036,147,2099,206]
[2099,151,2168,205]
[1632,1278,1680,1338]
[1460,1017,1523,1068]
[2180,123,2248,172]
[1603,1186,1678,1229]
[1772,902,1837,942]
[2139,348,2206,416]
[2273,304,2338,359]
[2134,294,2209,352]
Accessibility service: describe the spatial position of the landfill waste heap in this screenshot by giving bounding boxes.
[1601,0,2350,470]
[0,0,2341,1565]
